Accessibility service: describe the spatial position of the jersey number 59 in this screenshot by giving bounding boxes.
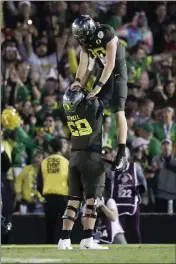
[67,118,92,136]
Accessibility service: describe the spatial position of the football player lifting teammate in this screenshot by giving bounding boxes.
[71,15,128,172]
[58,88,108,250]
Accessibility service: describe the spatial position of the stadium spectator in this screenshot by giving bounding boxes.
[134,99,154,125]
[43,114,57,136]
[106,2,127,30]
[135,123,161,162]
[164,81,176,108]
[151,139,176,213]
[33,127,53,154]
[79,1,92,16]
[116,12,153,52]
[15,151,44,214]
[153,107,176,153]
[127,42,173,86]
[164,23,176,53]
[150,3,169,53]
[127,44,151,84]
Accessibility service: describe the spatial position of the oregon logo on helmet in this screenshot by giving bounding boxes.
[63,102,72,111]
[63,89,85,112]
[96,39,101,44]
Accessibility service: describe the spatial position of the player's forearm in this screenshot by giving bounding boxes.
[76,49,89,81]
[80,70,92,87]
[100,205,117,222]
[153,53,172,63]
[76,66,87,83]
[98,64,114,85]
[81,57,96,87]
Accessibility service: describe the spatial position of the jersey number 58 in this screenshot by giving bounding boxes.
[67,118,92,136]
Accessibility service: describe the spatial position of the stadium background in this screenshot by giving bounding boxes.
[1,1,176,244]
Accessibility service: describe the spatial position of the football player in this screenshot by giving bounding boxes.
[58,88,108,250]
[71,15,128,171]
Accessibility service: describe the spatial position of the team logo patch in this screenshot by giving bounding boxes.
[96,39,101,44]
[98,31,104,39]
[121,174,129,183]
[118,173,132,183]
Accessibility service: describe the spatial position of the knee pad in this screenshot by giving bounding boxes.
[62,205,78,222]
[68,196,82,201]
[82,198,98,219]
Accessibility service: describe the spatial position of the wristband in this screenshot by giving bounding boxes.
[97,81,104,88]
[75,78,80,82]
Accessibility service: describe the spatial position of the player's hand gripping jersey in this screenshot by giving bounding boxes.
[63,89,103,153]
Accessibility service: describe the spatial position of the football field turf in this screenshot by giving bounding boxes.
[1,244,175,263]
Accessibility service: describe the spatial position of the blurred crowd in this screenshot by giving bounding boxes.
[1,1,176,216]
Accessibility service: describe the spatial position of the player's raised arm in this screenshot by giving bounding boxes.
[71,15,96,90]
[98,37,118,85]
[81,56,96,88]
[70,48,89,90]
[87,36,118,99]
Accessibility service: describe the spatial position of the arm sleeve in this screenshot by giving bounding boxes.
[151,155,160,165]
[5,2,18,16]
[37,166,43,195]
[15,168,25,193]
[146,56,153,67]
[16,127,36,149]
[29,53,41,72]
[135,163,147,193]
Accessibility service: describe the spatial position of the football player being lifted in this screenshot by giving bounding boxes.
[71,15,128,171]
